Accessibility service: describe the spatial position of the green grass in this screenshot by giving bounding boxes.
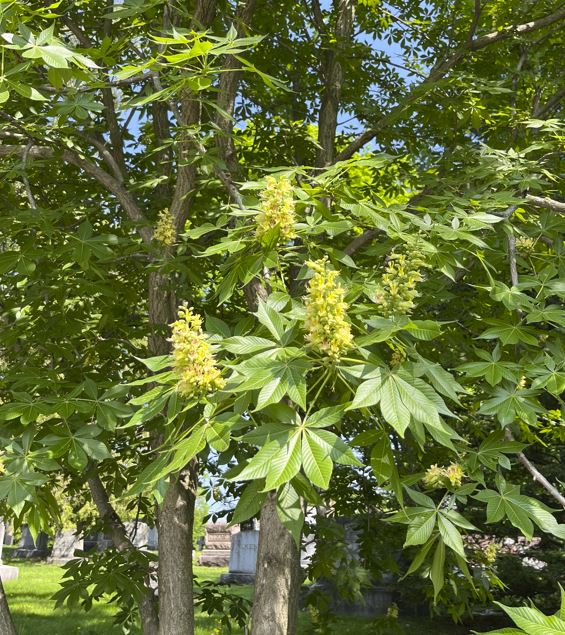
[3,560,500,634]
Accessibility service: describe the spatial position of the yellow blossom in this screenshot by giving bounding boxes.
[386,603,399,619]
[423,462,465,489]
[304,258,353,360]
[515,236,535,255]
[484,543,498,565]
[255,176,296,244]
[169,304,224,397]
[444,462,464,488]
[374,250,426,317]
[154,208,176,246]
[389,348,406,367]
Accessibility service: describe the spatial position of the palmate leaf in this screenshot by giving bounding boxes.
[479,388,542,426]
[499,605,565,635]
[474,481,565,540]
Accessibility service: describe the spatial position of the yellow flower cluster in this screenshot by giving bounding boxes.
[386,603,399,619]
[374,251,425,317]
[304,258,353,361]
[389,348,406,367]
[515,236,535,254]
[422,462,465,489]
[484,543,498,565]
[154,208,176,246]
[169,304,225,397]
[255,176,296,244]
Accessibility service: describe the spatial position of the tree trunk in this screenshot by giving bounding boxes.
[0,577,17,635]
[251,493,301,635]
[157,461,198,635]
[87,471,160,635]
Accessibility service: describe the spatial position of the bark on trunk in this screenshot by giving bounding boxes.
[157,461,198,635]
[87,471,160,635]
[251,493,301,635]
[0,576,18,635]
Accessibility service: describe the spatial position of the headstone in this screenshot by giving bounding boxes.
[199,523,233,567]
[126,521,151,550]
[220,528,259,584]
[15,525,50,558]
[96,532,113,551]
[48,529,84,564]
[306,518,393,618]
[0,520,19,582]
[147,526,158,550]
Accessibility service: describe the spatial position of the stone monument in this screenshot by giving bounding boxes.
[0,520,19,582]
[220,521,259,584]
[199,523,233,567]
[48,529,84,564]
[307,518,394,617]
[15,525,50,559]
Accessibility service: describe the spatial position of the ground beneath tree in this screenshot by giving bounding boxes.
[3,560,506,634]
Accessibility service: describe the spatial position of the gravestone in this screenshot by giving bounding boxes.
[15,525,50,558]
[48,529,84,564]
[147,525,158,550]
[306,518,394,618]
[220,525,259,584]
[199,523,233,567]
[0,520,18,582]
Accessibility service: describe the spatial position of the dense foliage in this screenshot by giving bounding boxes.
[0,0,564,633]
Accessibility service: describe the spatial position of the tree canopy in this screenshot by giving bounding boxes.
[0,1,564,634]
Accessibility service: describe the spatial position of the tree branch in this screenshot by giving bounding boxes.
[0,144,152,243]
[87,470,160,633]
[533,85,565,118]
[504,430,565,508]
[336,5,565,162]
[62,15,126,173]
[525,194,565,214]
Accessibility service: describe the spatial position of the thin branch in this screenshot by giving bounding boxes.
[87,469,160,632]
[534,85,565,118]
[468,0,482,42]
[310,0,327,33]
[0,144,152,243]
[62,15,126,173]
[337,5,565,162]
[504,430,565,508]
[76,131,125,182]
[22,142,38,209]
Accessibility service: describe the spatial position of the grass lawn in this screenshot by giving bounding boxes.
[3,559,502,634]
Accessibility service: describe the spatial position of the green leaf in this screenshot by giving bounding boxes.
[437,515,465,558]
[379,377,410,436]
[222,336,276,354]
[348,372,384,410]
[430,539,446,600]
[304,406,342,428]
[231,480,267,525]
[500,605,565,635]
[276,483,304,546]
[302,431,333,489]
[256,299,286,342]
[264,432,302,490]
[370,431,394,484]
[404,511,436,547]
